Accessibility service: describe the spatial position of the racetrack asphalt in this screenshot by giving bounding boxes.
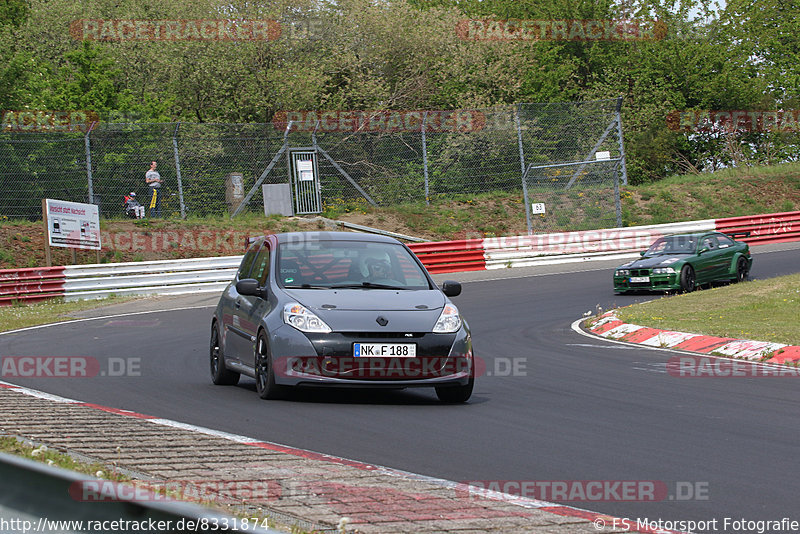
[1,241,799,532]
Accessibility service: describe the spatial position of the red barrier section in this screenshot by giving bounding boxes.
[0,267,66,306]
[2,210,797,305]
[716,211,800,245]
[408,239,486,274]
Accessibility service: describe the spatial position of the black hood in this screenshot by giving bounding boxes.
[619,254,691,269]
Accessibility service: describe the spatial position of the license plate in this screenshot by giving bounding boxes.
[354,343,416,357]
[629,276,650,283]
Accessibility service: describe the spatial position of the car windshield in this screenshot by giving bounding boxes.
[277,240,432,290]
[644,236,697,256]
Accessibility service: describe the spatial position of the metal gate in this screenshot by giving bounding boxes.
[288,149,321,214]
[518,98,627,234]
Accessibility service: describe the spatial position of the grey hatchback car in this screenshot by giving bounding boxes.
[210,232,474,402]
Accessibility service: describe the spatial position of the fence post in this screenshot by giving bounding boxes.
[172,122,186,219]
[515,105,532,235]
[614,161,622,227]
[84,122,97,205]
[421,111,430,205]
[615,96,628,186]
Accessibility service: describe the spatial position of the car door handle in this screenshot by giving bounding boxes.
[235,299,241,309]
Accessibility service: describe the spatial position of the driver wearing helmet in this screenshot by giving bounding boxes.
[364,256,392,281]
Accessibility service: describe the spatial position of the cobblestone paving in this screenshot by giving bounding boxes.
[0,387,632,533]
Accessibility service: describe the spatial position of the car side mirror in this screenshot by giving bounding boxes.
[639,251,646,257]
[698,247,709,255]
[441,280,462,297]
[236,278,263,298]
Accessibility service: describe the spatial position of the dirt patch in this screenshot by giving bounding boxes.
[0,218,313,269]
[2,163,799,269]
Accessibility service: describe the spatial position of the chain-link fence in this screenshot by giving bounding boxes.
[0,99,626,234]
[519,99,626,233]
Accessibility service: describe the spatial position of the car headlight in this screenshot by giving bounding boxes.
[433,304,462,333]
[283,303,332,333]
[616,269,630,276]
[652,267,676,274]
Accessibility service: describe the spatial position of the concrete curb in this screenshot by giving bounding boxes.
[0,381,677,534]
[583,312,800,365]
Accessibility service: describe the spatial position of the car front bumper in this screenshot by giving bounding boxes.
[614,272,680,292]
[270,324,474,387]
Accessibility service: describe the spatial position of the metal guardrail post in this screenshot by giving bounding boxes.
[515,105,532,235]
[84,122,97,205]
[615,96,629,186]
[173,122,187,219]
[314,216,426,242]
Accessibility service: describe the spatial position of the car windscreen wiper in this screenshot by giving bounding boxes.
[283,284,331,289]
[330,282,412,290]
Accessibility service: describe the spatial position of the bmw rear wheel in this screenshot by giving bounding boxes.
[679,265,696,293]
[210,321,239,386]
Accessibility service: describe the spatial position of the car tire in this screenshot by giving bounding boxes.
[679,265,696,293]
[210,321,239,386]
[255,331,285,400]
[435,359,474,403]
[735,257,749,282]
[436,379,474,403]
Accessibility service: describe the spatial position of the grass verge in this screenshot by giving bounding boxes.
[0,435,129,481]
[615,273,800,346]
[0,296,135,333]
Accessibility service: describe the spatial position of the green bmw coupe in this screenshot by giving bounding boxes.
[613,232,752,294]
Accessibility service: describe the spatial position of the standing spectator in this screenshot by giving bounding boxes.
[145,160,163,217]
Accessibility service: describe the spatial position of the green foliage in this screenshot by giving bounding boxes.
[0,0,29,28]
[0,0,797,196]
[59,41,125,111]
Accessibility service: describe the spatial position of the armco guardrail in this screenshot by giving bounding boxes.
[0,267,66,305]
[407,239,486,273]
[1,210,799,304]
[716,210,800,245]
[62,256,242,301]
[0,452,278,533]
[482,219,716,269]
